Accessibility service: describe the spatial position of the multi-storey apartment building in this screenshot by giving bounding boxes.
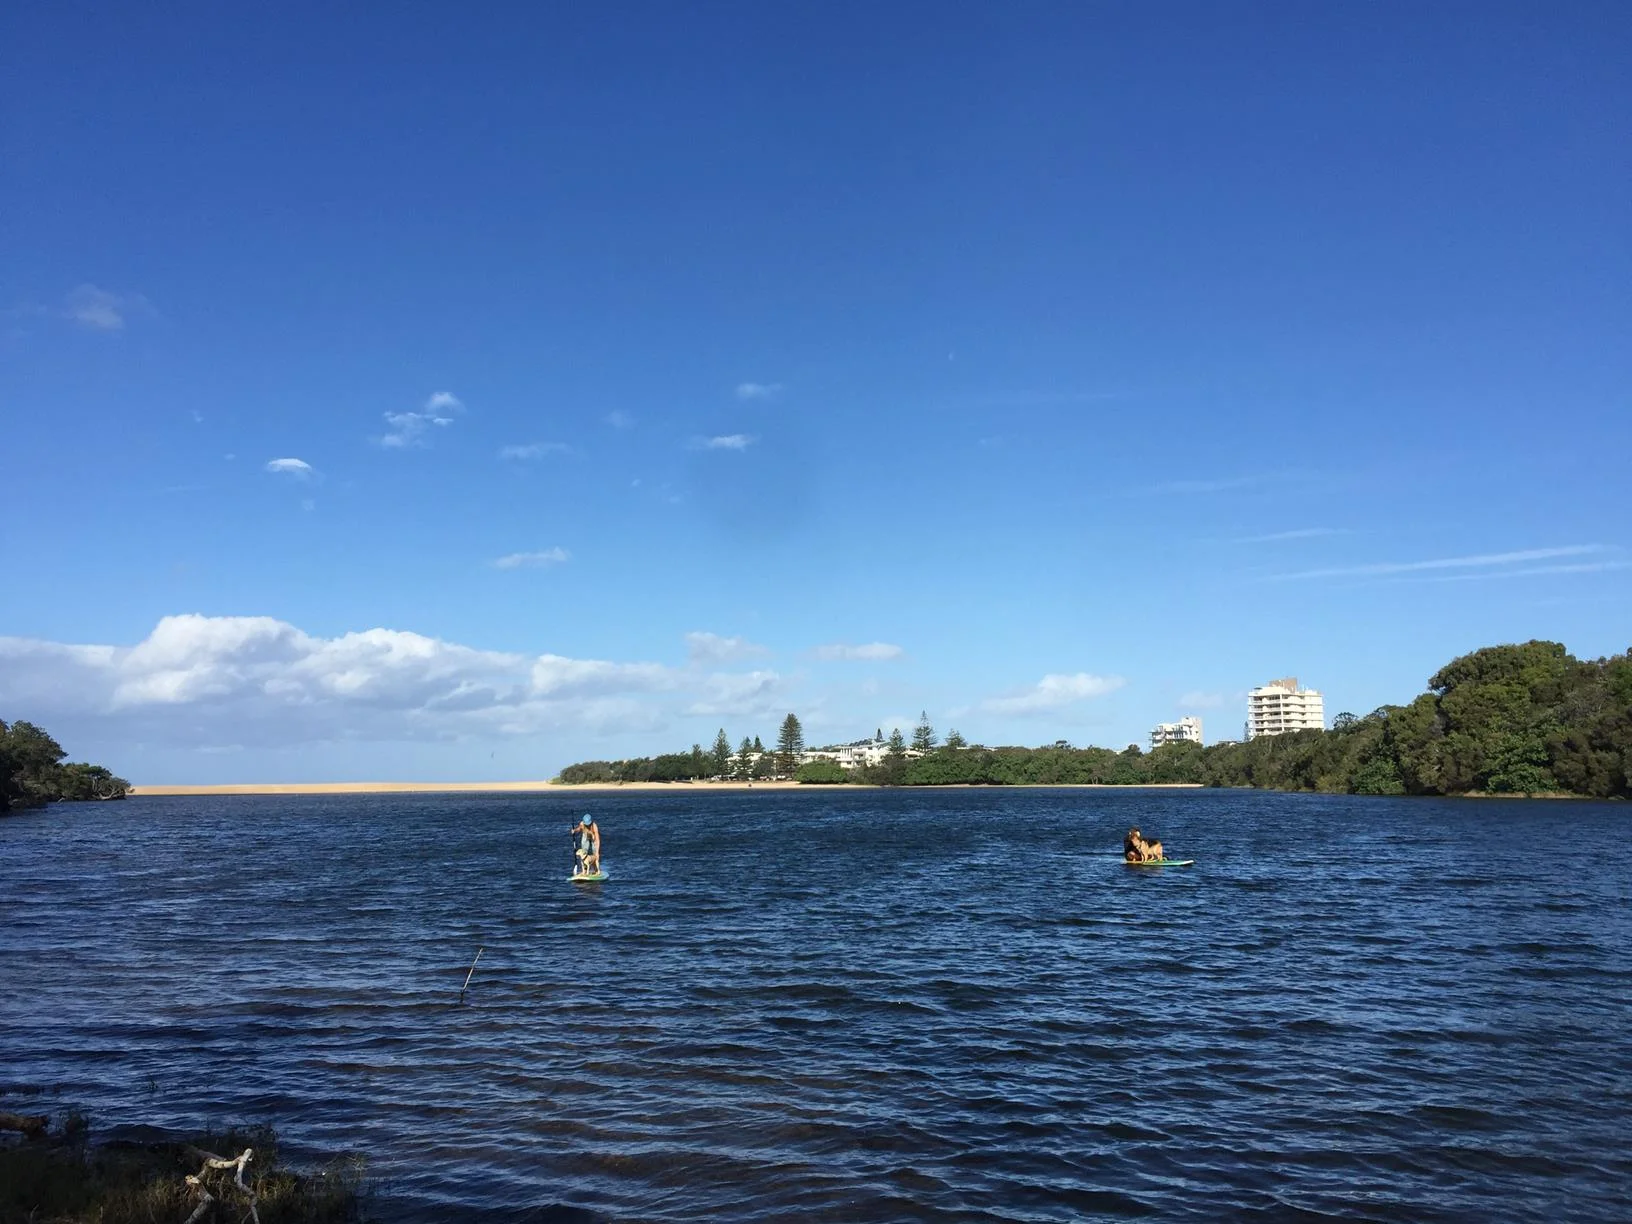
[1150,716,1203,748]
[1246,678,1325,739]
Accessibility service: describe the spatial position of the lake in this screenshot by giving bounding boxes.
[1,788,1628,1222]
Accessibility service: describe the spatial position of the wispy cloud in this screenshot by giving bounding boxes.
[1178,691,1228,709]
[1271,545,1609,582]
[1416,561,1632,583]
[493,548,569,570]
[814,642,904,662]
[735,382,783,401]
[684,670,785,717]
[606,410,635,430]
[982,673,1126,715]
[1149,476,1260,495]
[380,391,463,448]
[1232,528,1348,544]
[63,284,153,332]
[498,442,570,460]
[685,632,771,664]
[265,458,314,478]
[694,434,753,451]
[191,410,205,425]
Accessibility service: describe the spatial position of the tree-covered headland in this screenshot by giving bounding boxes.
[556,642,1631,798]
[1,720,131,810]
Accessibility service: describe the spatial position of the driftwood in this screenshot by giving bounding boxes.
[0,1112,49,1138]
[181,1145,258,1224]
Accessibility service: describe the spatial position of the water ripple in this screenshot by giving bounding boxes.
[2,789,1630,1222]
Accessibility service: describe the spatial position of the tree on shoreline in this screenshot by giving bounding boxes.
[1,719,130,810]
[911,711,937,753]
[710,728,732,778]
[776,713,805,777]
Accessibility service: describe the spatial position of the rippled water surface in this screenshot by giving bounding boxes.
[3,789,1629,1222]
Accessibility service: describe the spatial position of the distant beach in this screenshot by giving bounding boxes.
[129,780,1206,796]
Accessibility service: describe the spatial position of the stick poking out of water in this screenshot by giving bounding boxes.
[459,946,484,1004]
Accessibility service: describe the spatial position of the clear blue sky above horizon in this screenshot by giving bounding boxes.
[3,2,1628,782]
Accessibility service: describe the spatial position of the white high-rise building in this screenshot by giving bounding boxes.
[1247,678,1325,739]
[1150,716,1203,748]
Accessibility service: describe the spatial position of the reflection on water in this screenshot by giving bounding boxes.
[2,789,1629,1222]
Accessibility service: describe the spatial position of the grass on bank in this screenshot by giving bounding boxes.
[0,1116,370,1224]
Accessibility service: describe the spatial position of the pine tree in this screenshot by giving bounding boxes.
[711,728,732,777]
[735,736,754,779]
[945,728,967,749]
[911,711,937,753]
[887,727,906,756]
[776,713,805,776]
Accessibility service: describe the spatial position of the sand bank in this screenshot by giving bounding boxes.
[128,779,807,796]
[130,780,1205,796]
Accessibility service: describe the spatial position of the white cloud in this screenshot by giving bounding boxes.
[735,382,783,401]
[498,442,570,460]
[1178,691,1228,709]
[63,284,151,331]
[982,673,1126,715]
[0,614,682,747]
[494,548,569,570]
[380,391,463,448]
[814,642,904,661]
[606,411,635,430]
[685,631,770,664]
[1271,545,1608,581]
[685,670,785,717]
[694,434,753,451]
[265,458,313,478]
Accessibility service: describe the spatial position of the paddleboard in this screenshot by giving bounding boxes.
[569,871,609,883]
[1124,859,1194,867]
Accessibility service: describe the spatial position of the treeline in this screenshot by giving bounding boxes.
[1198,639,1630,798]
[1,720,131,810]
[558,714,807,784]
[556,642,1631,798]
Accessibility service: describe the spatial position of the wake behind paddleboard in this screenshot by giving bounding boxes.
[1124,859,1194,867]
[569,871,609,883]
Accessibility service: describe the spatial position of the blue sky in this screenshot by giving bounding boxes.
[2,2,1628,782]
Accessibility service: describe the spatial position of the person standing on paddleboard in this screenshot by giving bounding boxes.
[574,814,602,876]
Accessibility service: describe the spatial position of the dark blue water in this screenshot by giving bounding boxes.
[2,789,1629,1222]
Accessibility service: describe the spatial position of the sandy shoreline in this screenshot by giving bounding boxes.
[129,780,1207,796]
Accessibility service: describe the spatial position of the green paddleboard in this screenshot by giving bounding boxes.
[1124,859,1194,867]
[569,871,609,883]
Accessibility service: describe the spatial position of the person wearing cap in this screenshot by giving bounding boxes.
[574,814,602,875]
[1123,826,1164,863]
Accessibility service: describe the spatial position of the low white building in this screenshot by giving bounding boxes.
[802,734,923,770]
[1247,678,1325,739]
[1150,716,1203,748]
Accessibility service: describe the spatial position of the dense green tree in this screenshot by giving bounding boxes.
[795,760,847,784]
[1,719,128,809]
[944,728,967,750]
[911,712,937,753]
[710,728,732,778]
[776,713,805,776]
[735,736,755,780]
